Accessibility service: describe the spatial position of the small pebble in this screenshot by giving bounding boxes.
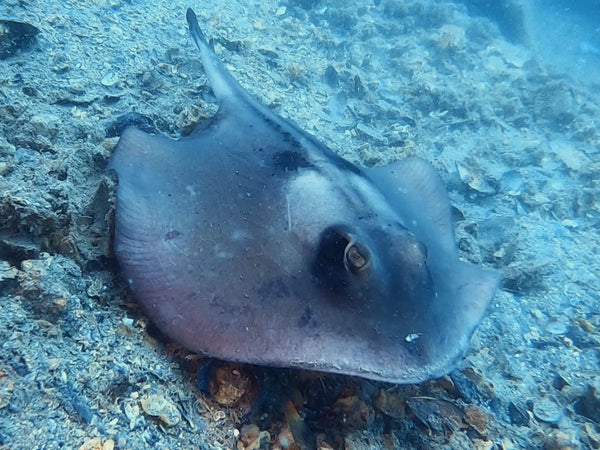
[78,437,102,450]
[121,317,134,327]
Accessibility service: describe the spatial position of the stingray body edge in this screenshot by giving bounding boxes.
[109,8,500,384]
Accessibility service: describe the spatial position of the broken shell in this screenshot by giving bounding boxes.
[532,396,564,423]
[101,72,120,87]
[545,317,569,335]
[456,161,497,194]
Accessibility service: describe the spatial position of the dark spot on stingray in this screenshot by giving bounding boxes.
[256,279,286,299]
[311,226,353,292]
[105,112,156,138]
[272,150,311,172]
[108,8,500,384]
[164,229,180,240]
[328,148,363,175]
[297,306,313,328]
[268,113,363,176]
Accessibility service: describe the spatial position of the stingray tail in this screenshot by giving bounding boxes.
[186,8,253,108]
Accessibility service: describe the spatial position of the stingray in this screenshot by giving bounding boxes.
[109,8,500,384]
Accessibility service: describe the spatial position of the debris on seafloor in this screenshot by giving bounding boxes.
[374,388,407,420]
[78,437,116,450]
[237,424,270,450]
[456,158,498,195]
[139,393,182,426]
[0,19,39,59]
[195,360,259,425]
[285,400,317,449]
[406,396,467,434]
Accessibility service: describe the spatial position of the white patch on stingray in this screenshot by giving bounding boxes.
[231,229,249,241]
[285,171,349,243]
[186,185,196,197]
[285,194,292,232]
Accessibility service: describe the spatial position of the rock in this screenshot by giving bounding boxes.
[78,437,102,450]
[210,364,257,409]
[456,159,497,195]
[0,261,18,282]
[140,394,181,426]
[543,430,579,450]
[237,424,270,450]
[374,389,406,420]
[573,385,600,423]
[285,401,315,449]
[0,20,39,59]
[332,395,374,429]
[78,438,114,450]
[507,401,530,427]
[323,65,340,88]
[105,112,156,138]
[100,72,120,87]
[406,397,465,433]
[464,405,490,435]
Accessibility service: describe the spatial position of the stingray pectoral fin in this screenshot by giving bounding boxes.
[452,262,500,325]
[364,157,455,255]
[426,259,500,374]
[365,157,500,376]
[109,127,188,298]
[443,260,500,340]
[412,259,499,380]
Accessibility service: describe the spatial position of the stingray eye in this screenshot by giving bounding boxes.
[312,226,370,289]
[344,241,369,274]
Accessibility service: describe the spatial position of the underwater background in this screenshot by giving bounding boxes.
[1,0,599,448]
